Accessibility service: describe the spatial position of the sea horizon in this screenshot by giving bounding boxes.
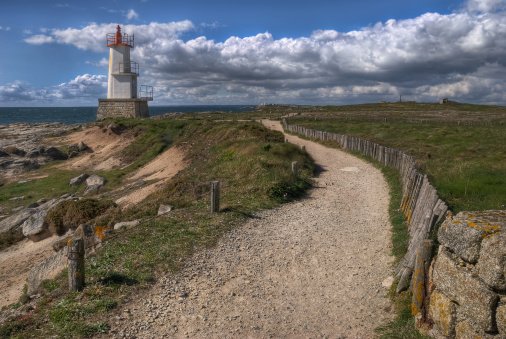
[0,105,257,126]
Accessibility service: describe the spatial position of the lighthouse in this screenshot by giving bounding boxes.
[97,25,153,120]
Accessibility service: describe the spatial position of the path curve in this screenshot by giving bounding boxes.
[105,120,393,338]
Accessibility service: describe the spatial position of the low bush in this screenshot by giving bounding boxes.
[45,199,116,235]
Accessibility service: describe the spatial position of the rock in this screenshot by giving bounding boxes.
[86,174,106,187]
[497,297,506,335]
[0,208,36,233]
[9,196,25,201]
[45,146,68,160]
[69,173,89,186]
[158,205,174,216]
[0,148,9,157]
[114,219,141,230]
[429,289,457,338]
[438,210,506,264]
[27,247,68,294]
[68,143,79,153]
[84,184,102,196]
[455,316,497,339]
[108,123,121,134]
[68,151,79,158]
[476,233,506,291]
[381,276,395,289]
[433,247,498,332]
[8,159,40,170]
[22,199,59,241]
[132,179,146,188]
[77,141,89,152]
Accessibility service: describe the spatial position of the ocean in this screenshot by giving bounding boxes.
[0,105,256,125]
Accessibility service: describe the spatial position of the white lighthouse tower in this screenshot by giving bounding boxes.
[97,25,153,120]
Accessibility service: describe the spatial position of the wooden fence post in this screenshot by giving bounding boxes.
[211,181,220,213]
[68,237,85,292]
[292,161,299,177]
[301,145,306,152]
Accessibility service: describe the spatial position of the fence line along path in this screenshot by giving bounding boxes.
[104,120,394,338]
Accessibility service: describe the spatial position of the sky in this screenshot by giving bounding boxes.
[1,0,506,106]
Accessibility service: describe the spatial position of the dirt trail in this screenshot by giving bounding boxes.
[104,120,394,338]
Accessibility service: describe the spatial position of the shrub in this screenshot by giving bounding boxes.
[45,199,116,235]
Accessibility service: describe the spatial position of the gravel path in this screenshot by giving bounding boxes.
[104,120,394,339]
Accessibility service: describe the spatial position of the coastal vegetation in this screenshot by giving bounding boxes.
[0,117,314,338]
[1,102,504,338]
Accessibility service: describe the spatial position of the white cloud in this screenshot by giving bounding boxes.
[126,9,139,21]
[24,34,55,44]
[465,0,506,13]
[0,75,107,104]
[0,26,11,31]
[15,7,506,105]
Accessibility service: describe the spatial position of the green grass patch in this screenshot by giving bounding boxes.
[288,118,505,213]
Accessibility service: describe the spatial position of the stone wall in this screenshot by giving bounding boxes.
[97,99,149,120]
[430,210,506,338]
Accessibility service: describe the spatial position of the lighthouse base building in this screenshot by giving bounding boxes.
[97,25,152,120]
[97,98,150,120]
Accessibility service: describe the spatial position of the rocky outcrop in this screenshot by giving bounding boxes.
[429,210,506,338]
[0,208,36,233]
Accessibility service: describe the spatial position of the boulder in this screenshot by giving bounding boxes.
[433,247,498,332]
[21,199,59,241]
[45,146,68,160]
[0,148,9,157]
[438,210,506,264]
[158,205,174,216]
[67,143,79,153]
[69,173,89,186]
[429,288,457,338]
[77,141,89,152]
[86,174,106,187]
[114,219,141,230]
[497,297,506,335]
[0,208,36,233]
[108,123,121,134]
[476,233,506,291]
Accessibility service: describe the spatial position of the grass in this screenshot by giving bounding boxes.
[0,118,314,338]
[287,116,505,213]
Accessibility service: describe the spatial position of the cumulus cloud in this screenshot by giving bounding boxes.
[126,9,139,21]
[24,34,55,44]
[465,0,506,13]
[0,75,107,104]
[18,7,506,105]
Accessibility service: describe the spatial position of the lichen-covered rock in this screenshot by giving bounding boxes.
[476,234,506,291]
[77,141,89,152]
[429,289,457,338]
[438,211,505,264]
[433,247,498,333]
[455,316,497,339]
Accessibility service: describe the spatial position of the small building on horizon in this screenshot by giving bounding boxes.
[97,25,153,120]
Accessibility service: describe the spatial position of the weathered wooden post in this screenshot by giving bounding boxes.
[301,145,306,152]
[211,181,220,213]
[292,161,299,177]
[411,239,433,316]
[68,237,85,292]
